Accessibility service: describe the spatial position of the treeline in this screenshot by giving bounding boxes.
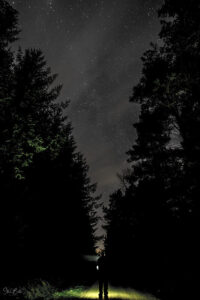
[0,0,98,285]
[105,0,200,299]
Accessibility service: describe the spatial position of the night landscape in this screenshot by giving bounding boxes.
[0,0,199,299]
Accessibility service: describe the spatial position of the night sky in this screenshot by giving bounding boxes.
[9,0,162,236]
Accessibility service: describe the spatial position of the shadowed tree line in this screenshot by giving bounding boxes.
[1,0,200,298]
[105,0,200,299]
[0,0,99,286]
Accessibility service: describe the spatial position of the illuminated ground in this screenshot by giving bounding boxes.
[53,282,159,300]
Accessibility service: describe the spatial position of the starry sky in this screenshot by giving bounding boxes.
[9,0,162,237]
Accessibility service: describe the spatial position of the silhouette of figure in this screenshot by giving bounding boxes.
[97,252,108,299]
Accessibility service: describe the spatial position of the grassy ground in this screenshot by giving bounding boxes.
[12,281,159,300]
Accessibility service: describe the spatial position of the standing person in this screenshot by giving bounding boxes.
[97,252,108,299]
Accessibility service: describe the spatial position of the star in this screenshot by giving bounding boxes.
[48,0,55,12]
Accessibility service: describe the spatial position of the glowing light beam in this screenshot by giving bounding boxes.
[53,283,159,300]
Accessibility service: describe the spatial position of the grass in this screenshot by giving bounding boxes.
[22,279,57,300]
[53,283,159,300]
[9,280,159,300]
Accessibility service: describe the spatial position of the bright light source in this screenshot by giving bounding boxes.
[96,265,99,270]
[82,255,98,262]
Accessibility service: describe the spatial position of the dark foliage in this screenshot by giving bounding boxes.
[105,0,200,299]
[0,0,98,286]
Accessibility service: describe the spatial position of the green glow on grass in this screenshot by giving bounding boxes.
[54,286,84,298]
[53,283,159,300]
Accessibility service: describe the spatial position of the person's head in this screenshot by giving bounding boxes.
[97,250,104,258]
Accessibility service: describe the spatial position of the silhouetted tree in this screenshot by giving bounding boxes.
[0,1,98,285]
[0,0,19,100]
[0,0,20,284]
[105,0,200,298]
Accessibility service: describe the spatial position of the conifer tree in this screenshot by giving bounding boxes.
[0,1,98,284]
[105,0,200,298]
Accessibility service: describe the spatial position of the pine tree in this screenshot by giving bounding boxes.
[105,0,200,298]
[0,0,19,99]
[0,2,98,283]
[0,0,20,284]
[2,47,98,282]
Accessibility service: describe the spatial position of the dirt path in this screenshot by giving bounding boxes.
[75,282,159,300]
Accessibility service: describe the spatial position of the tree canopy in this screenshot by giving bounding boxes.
[105,0,200,298]
[0,0,98,285]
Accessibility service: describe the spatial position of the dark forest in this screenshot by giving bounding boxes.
[0,0,199,300]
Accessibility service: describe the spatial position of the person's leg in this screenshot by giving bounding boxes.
[104,278,108,299]
[99,278,103,299]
